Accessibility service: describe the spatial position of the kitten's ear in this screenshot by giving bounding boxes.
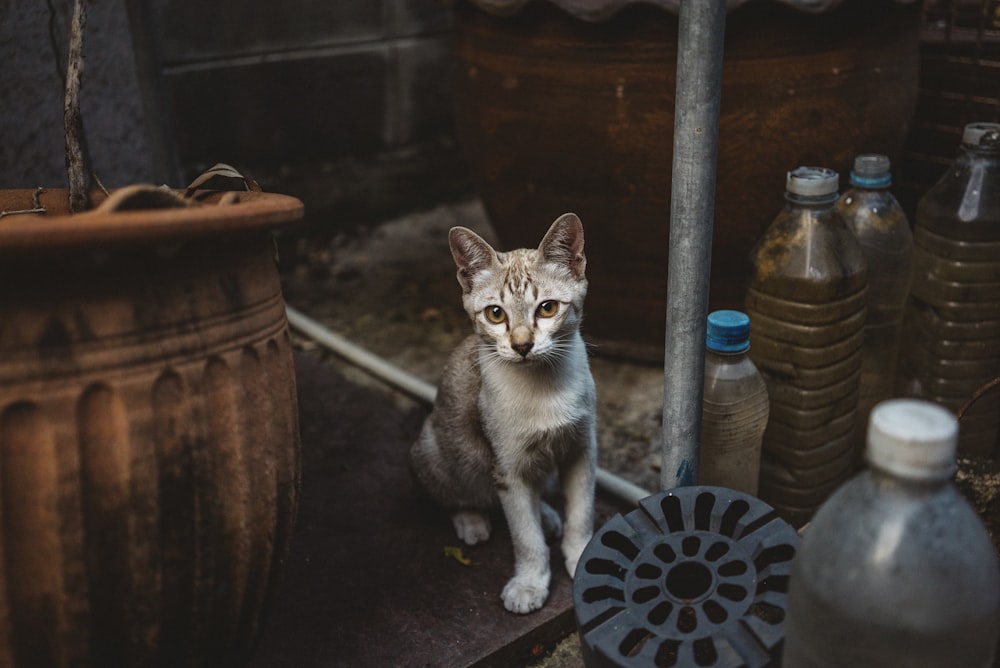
[539,213,586,280]
[449,226,498,293]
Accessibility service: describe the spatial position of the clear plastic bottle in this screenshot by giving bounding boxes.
[699,309,769,495]
[896,122,1000,455]
[836,154,914,464]
[783,398,1000,668]
[745,166,868,527]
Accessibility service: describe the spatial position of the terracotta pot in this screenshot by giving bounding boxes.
[0,188,302,666]
[453,0,921,358]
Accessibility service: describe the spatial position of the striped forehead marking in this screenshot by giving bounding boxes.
[500,253,536,300]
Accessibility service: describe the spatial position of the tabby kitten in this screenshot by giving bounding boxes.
[409,213,597,614]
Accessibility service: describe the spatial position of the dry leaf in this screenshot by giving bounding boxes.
[442,546,473,566]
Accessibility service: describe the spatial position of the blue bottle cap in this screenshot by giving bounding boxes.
[706,310,750,353]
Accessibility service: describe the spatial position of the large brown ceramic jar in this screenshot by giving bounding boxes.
[0,188,302,667]
[454,0,920,358]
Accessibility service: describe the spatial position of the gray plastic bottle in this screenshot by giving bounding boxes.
[699,310,769,496]
[783,398,1000,668]
[836,154,914,464]
[896,122,1000,455]
[745,166,868,527]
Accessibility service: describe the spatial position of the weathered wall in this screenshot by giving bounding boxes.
[154,0,454,169]
[0,0,157,189]
[0,0,467,221]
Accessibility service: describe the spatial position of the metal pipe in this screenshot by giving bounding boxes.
[661,0,727,491]
[285,305,652,507]
[594,468,651,508]
[286,305,438,404]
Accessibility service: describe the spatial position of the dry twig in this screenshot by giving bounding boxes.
[65,0,89,213]
[92,170,110,196]
[0,187,48,219]
[956,376,1000,421]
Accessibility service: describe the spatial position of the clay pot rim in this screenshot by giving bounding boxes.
[0,188,303,253]
[460,0,917,22]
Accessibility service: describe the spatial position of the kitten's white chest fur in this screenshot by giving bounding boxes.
[480,334,592,433]
[480,333,594,481]
[408,213,597,615]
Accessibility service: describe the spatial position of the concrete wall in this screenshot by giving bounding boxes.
[0,0,157,189]
[150,0,467,221]
[154,0,453,167]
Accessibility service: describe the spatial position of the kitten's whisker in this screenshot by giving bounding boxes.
[476,344,508,375]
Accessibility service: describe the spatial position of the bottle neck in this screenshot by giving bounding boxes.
[867,464,950,492]
[961,144,1000,161]
[848,183,889,193]
[785,191,838,208]
[706,346,748,359]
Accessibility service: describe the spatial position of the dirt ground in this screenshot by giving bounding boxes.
[276,196,1000,667]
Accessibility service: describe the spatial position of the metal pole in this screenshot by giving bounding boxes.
[661,0,727,490]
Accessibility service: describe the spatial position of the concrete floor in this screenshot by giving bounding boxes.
[247,352,595,667]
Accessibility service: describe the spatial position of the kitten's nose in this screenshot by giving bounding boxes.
[512,341,534,358]
[511,325,533,358]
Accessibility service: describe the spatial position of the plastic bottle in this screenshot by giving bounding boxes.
[783,398,1000,668]
[699,310,769,495]
[836,154,914,464]
[896,122,1000,456]
[745,166,868,527]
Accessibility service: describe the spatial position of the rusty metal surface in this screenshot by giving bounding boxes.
[460,0,916,22]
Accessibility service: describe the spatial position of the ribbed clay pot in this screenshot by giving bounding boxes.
[0,188,302,667]
[453,0,921,358]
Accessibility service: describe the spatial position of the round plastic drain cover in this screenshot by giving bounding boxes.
[573,487,799,668]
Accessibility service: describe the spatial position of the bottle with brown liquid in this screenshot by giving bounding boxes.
[896,122,1000,455]
[700,310,769,495]
[745,166,867,526]
[836,154,914,463]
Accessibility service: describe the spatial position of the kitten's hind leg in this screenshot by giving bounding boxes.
[540,502,563,541]
[452,510,492,545]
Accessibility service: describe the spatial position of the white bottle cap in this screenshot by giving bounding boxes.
[786,166,839,197]
[962,122,1000,147]
[866,399,958,481]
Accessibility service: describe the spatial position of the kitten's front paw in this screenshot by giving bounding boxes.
[501,576,549,614]
[452,510,492,545]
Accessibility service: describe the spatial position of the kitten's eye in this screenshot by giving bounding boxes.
[484,305,507,324]
[536,300,560,318]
